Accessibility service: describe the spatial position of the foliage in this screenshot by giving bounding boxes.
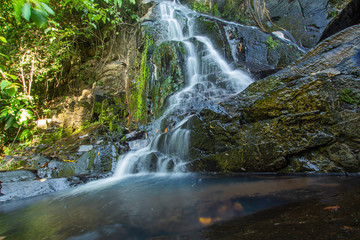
[192,1,220,17]
[266,36,280,50]
[0,0,143,151]
[13,0,55,27]
[0,80,34,148]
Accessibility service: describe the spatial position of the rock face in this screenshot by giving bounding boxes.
[187,24,360,173]
[319,0,360,42]
[265,0,336,49]
[183,0,348,49]
[0,177,71,202]
[149,41,186,118]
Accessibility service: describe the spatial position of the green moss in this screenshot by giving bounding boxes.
[340,88,360,107]
[39,127,65,144]
[90,93,127,131]
[150,41,185,118]
[132,34,153,125]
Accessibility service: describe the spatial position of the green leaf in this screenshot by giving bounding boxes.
[40,2,55,16]
[22,2,31,21]
[5,86,17,97]
[8,75,17,80]
[30,8,48,27]
[90,22,97,29]
[115,0,122,8]
[0,53,10,60]
[0,80,12,90]
[5,116,14,130]
[0,37,7,43]
[129,0,135,4]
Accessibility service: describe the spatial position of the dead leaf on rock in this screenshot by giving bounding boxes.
[199,217,212,226]
[41,161,50,168]
[324,206,340,211]
[343,226,355,231]
[234,202,244,211]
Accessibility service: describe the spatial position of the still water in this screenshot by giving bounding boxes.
[0,173,348,239]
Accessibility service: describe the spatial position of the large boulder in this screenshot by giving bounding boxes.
[319,0,360,42]
[187,24,360,173]
[264,0,344,49]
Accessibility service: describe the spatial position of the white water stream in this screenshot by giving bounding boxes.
[114,0,252,177]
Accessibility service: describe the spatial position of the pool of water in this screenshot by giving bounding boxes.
[0,174,350,239]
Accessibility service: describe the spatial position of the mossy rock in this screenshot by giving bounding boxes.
[186,25,360,173]
[150,41,186,118]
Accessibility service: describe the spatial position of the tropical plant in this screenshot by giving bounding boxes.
[12,0,55,27]
[0,80,34,148]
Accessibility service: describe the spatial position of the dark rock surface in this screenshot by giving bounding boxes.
[187,24,360,173]
[319,0,360,42]
[265,0,333,48]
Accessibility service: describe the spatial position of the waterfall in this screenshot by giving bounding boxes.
[114,0,252,177]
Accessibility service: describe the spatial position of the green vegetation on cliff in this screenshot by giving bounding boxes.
[0,0,144,153]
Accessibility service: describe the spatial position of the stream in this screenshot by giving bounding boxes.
[0,174,354,239]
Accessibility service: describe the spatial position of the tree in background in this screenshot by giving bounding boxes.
[0,0,140,152]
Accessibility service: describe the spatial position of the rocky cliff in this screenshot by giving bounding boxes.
[188,24,360,173]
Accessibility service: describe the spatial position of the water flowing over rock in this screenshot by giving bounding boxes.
[114,0,253,177]
[188,24,360,173]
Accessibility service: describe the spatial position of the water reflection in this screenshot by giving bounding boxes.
[0,174,345,239]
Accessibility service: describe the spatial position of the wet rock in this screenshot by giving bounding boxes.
[188,24,360,173]
[0,170,37,182]
[149,41,186,118]
[184,0,346,50]
[37,143,119,179]
[0,178,70,202]
[126,131,146,141]
[265,0,332,48]
[319,0,360,43]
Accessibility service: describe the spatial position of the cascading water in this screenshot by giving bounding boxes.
[114,0,252,177]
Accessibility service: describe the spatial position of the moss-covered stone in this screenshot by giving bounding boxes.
[150,41,186,118]
[187,24,360,173]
